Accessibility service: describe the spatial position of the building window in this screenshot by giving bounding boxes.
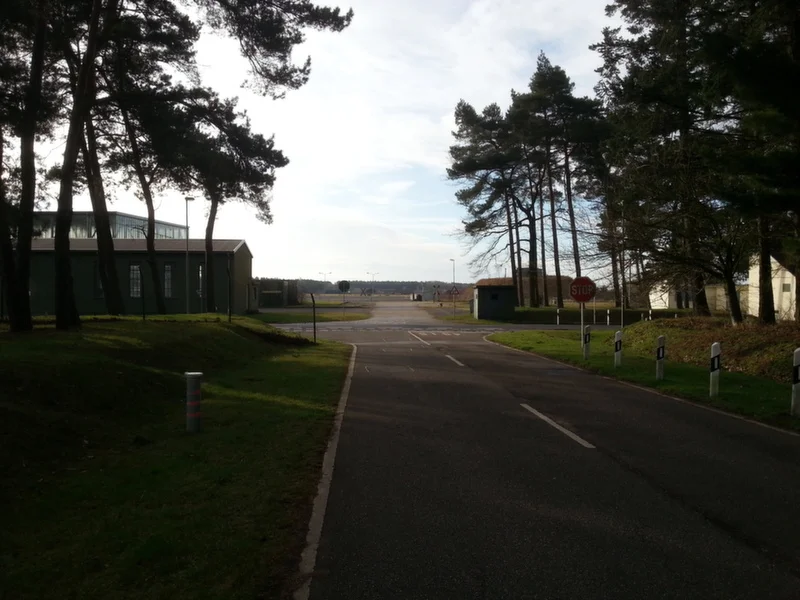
[130,264,142,298]
[94,261,104,298]
[782,283,791,293]
[197,264,204,298]
[164,263,174,298]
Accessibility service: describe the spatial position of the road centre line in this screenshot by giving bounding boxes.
[520,403,595,449]
[445,354,465,367]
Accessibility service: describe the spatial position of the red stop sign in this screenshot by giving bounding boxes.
[570,276,597,303]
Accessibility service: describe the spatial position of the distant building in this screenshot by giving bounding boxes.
[747,256,797,321]
[32,211,187,240]
[473,278,517,320]
[26,238,256,316]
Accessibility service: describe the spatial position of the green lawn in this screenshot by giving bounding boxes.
[251,311,370,324]
[489,327,800,432]
[0,317,351,599]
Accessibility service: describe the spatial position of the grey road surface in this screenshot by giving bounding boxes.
[303,302,800,600]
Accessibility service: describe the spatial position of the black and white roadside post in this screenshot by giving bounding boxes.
[791,347,800,417]
[710,342,721,399]
[185,371,203,433]
[606,309,610,326]
[656,335,665,381]
[583,326,591,360]
[310,292,317,344]
[556,308,560,326]
[614,331,623,368]
[649,309,653,321]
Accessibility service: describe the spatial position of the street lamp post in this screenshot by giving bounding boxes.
[184,196,194,313]
[367,271,379,303]
[319,272,332,294]
[450,258,456,317]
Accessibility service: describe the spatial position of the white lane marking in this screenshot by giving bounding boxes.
[442,332,452,336]
[294,344,358,600]
[364,366,370,373]
[445,354,465,367]
[520,403,595,449]
[409,366,415,372]
[409,332,431,346]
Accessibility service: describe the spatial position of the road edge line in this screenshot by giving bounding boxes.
[483,335,800,439]
[293,343,358,600]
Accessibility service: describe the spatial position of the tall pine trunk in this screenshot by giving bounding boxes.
[563,146,581,278]
[15,0,47,331]
[539,196,549,306]
[55,0,111,329]
[528,218,538,307]
[723,272,744,325]
[205,196,219,312]
[82,116,125,315]
[757,214,776,324]
[693,273,711,316]
[503,193,519,307]
[0,130,26,331]
[546,154,563,308]
[513,201,525,306]
[119,107,166,314]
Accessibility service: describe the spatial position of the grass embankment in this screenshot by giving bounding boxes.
[0,316,351,599]
[433,305,699,325]
[252,311,370,324]
[489,318,800,431]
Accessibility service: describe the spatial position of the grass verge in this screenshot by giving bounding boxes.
[251,311,370,324]
[489,323,799,432]
[0,316,351,599]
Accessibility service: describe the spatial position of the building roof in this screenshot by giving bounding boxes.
[31,238,251,256]
[33,210,187,230]
[475,278,518,288]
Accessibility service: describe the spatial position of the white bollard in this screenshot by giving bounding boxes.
[606,309,610,326]
[674,313,678,319]
[656,335,665,381]
[649,309,653,321]
[709,342,721,399]
[583,326,591,360]
[641,312,644,321]
[614,331,622,367]
[792,348,800,417]
[556,308,560,325]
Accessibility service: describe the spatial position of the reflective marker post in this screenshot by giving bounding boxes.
[709,343,721,399]
[556,308,560,326]
[656,335,665,381]
[185,371,203,433]
[792,348,800,417]
[606,309,610,326]
[583,326,591,360]
[614,331,622,368]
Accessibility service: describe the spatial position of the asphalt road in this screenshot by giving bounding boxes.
[300,302,800,599]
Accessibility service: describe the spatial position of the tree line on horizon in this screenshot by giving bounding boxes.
[0,0,353,332]
[447,0,799,324]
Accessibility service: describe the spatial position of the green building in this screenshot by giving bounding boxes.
[27,238,257,316]
[2,212,257,317]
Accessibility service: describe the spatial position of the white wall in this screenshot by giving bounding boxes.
[747,257,797,320]
[649,284,675,310]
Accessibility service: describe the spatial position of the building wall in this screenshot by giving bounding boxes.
[475,287,517,320]
[748,257,797,320]
[231,248,254,314]
[28,251,250,316]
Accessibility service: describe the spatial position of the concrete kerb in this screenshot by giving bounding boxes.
[481,335,800,439]
[293,343,358,600]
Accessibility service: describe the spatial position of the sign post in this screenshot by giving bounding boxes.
[791,347,799,417]
[583,326,591,360]
[570,277,597,348]
[710,342,721,399]
[656,335,665,381]
[338,280,350,318]
[614,331,622,367]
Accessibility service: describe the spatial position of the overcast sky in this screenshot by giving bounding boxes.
[71,0,614,283]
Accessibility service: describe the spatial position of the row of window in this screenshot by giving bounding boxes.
[95,263,205,299]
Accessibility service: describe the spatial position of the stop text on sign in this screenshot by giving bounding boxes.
[569,276,597,303]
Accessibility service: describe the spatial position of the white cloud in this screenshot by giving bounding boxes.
[71,0,614,281]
